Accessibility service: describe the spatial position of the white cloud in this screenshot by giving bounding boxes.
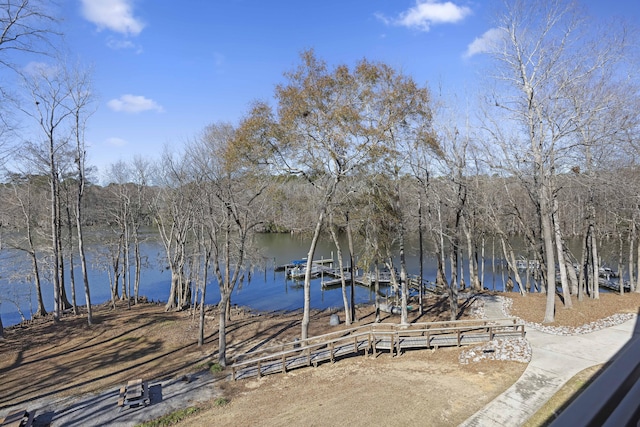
[106,37,144,53]
[23,61,59,77]
[107,94,164,113]
[464,28,503,58]
[391,1,472,31]
[80,0,145,36]
[106,137,127,147]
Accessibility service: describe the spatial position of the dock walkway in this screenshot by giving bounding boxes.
[231,318,525,381]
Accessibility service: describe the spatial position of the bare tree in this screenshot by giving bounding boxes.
[20,62,73,322]
[0,0,58,70]
[481,0,633,321]
[241,51,436,338]
[188,122,267,366]
[0,0,59,160]
[67,63,96,324]
[107,161,133,305]
[7,173,47,317]
[150,149,195,311]
[129,156,152,303]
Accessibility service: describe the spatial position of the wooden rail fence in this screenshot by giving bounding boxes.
[231,318,525,381]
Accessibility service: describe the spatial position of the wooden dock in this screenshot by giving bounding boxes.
[231,318,525,381]
[599,278,631,293]
[320,270,394,288]
[277,259,442,297]
[320,269,439,294]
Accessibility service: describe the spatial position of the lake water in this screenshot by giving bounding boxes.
[0,231,568,327]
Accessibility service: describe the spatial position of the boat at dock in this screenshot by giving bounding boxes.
[516,257,540,270]
[599,267,619,279]
[277,257,334,272]
[284,259,334,279]
[287,264,321,279]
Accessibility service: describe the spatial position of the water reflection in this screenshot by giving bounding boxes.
[2,232,613,327]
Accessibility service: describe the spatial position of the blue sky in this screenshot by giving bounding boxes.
[53,0,640,181]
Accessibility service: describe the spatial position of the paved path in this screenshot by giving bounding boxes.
[461,296,640,427]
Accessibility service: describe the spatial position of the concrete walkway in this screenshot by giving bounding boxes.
[461,296,640,427]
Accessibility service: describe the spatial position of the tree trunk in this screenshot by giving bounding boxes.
[591,230,600,299]
[578,242,586,301]
[165,271,180,311]
[618,233,625,295]
[480,235,486,292]
[198,255,209,347]
[386,256,399,298]
[16,187,48,318]
[133,229,141,304]
[628,229,635,292]
[76,191,92,324]
[28,248,47,317]
[50,143,61,322]
[346,213,357,323]
[563,247,579,295]
[418,197,424,314]
[463,219,480,291]
[541,184,556,323]
[374,261,381,323]
[564,255,579,299]
[68,240,78,315]
[124,221,130,309]
[500,237,525,295]
[524,254,532,293]
[398,220,408,326]
[302,179,337,341]
[218,293,230,367]
[436,253,446,289]
[437,202,447,289]
[328,219,351,325]
[491,237,496,291]
[449,247,458,321]
[636,242,640,293]
[66,204,79,315]
[56,195,71,311]
[553,198,572,308]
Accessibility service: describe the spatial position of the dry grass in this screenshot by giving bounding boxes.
[0,294,479,410]
[509,291,640,327]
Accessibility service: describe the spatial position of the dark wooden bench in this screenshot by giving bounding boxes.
[0,409,34,427]
[117,379,150,411]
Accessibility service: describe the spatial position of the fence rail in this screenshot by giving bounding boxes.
[231,318,525,381]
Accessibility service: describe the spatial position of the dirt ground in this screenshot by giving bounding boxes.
[1,291,639,426]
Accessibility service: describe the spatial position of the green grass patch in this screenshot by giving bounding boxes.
[195,361,224,374]
[214,397,229,406]
[209,363,223,374]
[135,406,200,427]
